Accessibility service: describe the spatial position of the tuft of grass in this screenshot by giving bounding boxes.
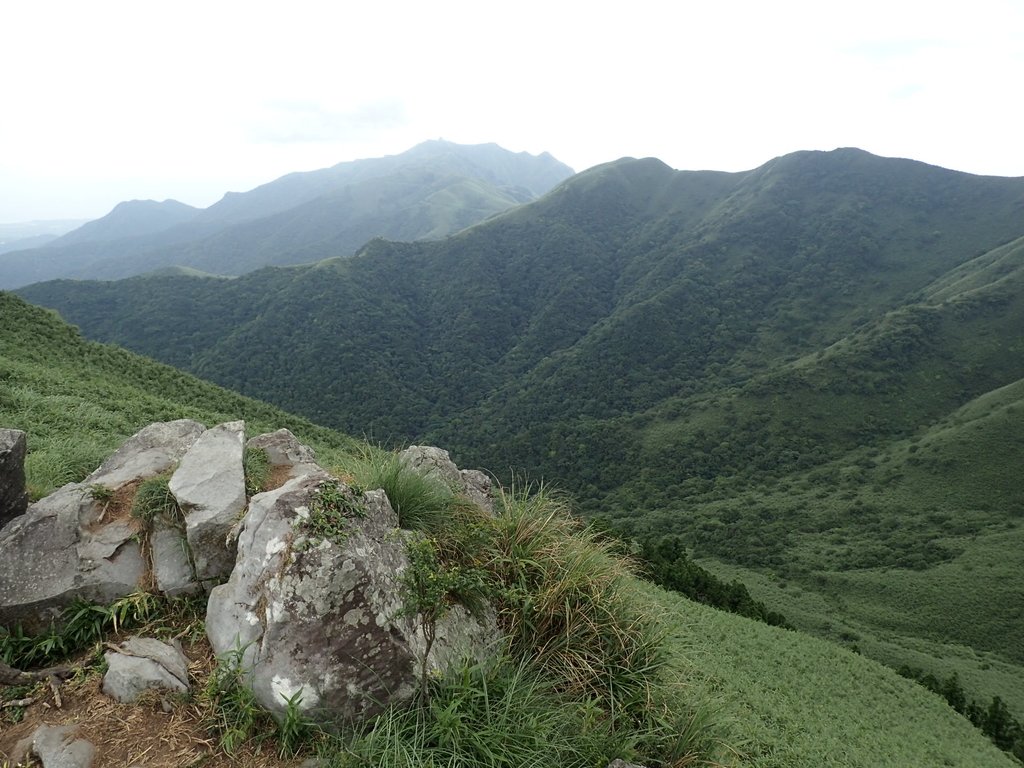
[340,449,456,532]
[131,473,180,523]
[242,445,270,496]
[482,484,666,717]
[0,591,167,669]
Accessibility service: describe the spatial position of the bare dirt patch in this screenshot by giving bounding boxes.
[0,639,302,768]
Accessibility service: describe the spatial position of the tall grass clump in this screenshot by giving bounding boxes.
[483,484,666,716]
[364,479,717,767]
[339,449,456,532]
[242,445,271,496]
[329,656,621,768]
[131,473,180,523]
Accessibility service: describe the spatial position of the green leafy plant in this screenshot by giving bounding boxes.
[303,479,366,544]
[400,535,489,694]
[201,645,272,755]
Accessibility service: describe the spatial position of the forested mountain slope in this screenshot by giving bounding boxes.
[0,140,573,287]
[18,148,1024,712]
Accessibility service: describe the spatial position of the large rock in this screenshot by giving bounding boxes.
[0,420,205,628]
[398,445,495,513]
[86,419,205,490]
[170,421,246,586]
[206,472,497,725]
[0,428,28,527]
[246,428,319,474]
[14,724,96,768]
[102,636,190,703]
[0,483,144,629]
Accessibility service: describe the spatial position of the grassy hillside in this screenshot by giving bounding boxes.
[0,292,359,498]
[0,291,1019,766]
[16,149,1024,717]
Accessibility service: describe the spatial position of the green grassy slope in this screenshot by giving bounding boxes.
[653,584,1016,767]
[0,292,359,497]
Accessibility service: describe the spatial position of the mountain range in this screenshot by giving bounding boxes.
[16,146,1024,721]
[0,140,573,288]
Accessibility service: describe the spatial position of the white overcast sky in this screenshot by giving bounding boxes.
[2,0,1022,222]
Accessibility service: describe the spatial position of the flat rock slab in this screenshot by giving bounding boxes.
[170,420,246,585]
[102,636,190,703]
[86,420,206,490]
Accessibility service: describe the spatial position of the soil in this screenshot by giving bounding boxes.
[0,639,304,768]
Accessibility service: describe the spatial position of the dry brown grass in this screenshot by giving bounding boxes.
[0,639,301,768]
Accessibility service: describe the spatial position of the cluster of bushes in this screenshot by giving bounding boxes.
[898,666,1024,760]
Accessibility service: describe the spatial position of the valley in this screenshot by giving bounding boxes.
[8,144,1024,760]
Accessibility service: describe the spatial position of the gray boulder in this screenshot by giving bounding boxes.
[170,421,246,586]
[86,419,205,490]
[399,445,494,513]
[18,724,96,768]
[0,483,144,629]
[0,428,28,527]
[0,420,206,628]
[151,520,199,597]
[206,472,497,725]
[246,428,318,473]
[102,636,190,703]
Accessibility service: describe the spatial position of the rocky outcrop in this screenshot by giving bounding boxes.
[246,428,319,474]
[169,420,246,586]
[85,420,205,490]
[0,420,206,628]
[102,636,190,703]
[0,428,29,527]
[1,420,499,732]
[399,445,494,513]
[0,482,146,630]
[206,472,498,725]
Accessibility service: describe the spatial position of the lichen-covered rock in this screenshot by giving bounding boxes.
[170,421,246,586]
[206,472,497,725]
[0,428,29,527]
[459,469,494,514]
[102,636,190,703]
[399,445,462,487]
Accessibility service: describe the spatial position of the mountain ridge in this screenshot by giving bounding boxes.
[0,141,574,288]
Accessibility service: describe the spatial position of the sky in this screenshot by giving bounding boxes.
[2,0,1022,223]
